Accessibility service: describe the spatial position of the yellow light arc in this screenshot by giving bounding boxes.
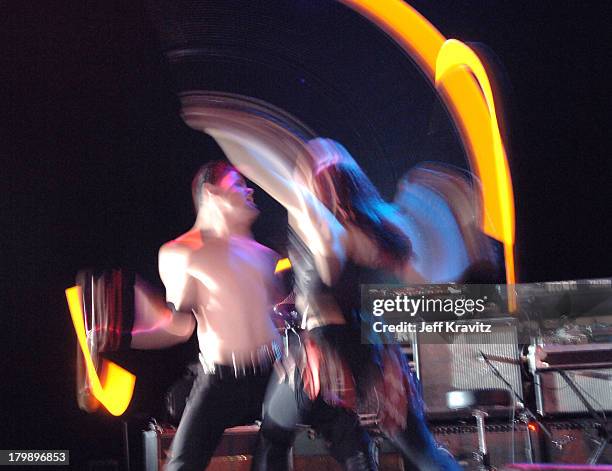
[341,0,517,305]
[435,39,516,295]
[66,286,135,416]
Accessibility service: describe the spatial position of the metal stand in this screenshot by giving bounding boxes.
[479,351,555,461]
[472,409,491,470]
[557,369,610,465]
[122,420,130,471]
[281,321,300,356]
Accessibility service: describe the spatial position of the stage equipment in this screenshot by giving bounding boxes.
[530,367,612,465]
[413,318,523,420]
[292,426,403,471]
[432,422,536,470]
[447,388,515,469]
[521,281,612,414]
[143,423,259,471]
[532,344,612,371]
[521,279,612,464]
[143,422,404,471]
[527,336,612,414]
[540,420,612,466]
[532,363,612,417]
[273,292,303,356]
[516,278,612,321]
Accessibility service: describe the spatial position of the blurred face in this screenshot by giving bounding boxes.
[216,170,258,216]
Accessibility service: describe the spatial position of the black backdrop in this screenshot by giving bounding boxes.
[3,0,612,466]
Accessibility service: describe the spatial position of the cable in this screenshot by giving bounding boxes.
[568,371,607,423]
[479,350,554,443]
[478,350,522,405]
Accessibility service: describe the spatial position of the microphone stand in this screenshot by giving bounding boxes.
[478,350,556,461]
[553,368,610,464]
[525,341,611,464]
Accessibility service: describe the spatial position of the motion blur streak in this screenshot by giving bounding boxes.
[66,286,135,416]
[435,39,516,300]
[395,163,492,283]
[340,0,516,296]
[340,0,445,78]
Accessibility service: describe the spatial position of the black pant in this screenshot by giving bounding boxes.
[252,366,373,471]
[253,325,377,470]
[254,368,461,471]
[166,364,271,471]
[253,324,462,471]
[386,411,463,471]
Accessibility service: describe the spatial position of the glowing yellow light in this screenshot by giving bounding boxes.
[340,0,517,307]
[434,40,516,308]
[66,286,135,416]
[436,40,514,244]
[340,0,445,79]
[274,257,292,273]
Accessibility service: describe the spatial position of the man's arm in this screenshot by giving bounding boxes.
[128,242,197,350]
[130,274,196,349]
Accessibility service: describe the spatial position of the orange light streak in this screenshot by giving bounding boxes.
[66,286,135,416]
[339,0,517,307]
[339,0,445,79]
[436,40,514,245]
[434,40,517,309]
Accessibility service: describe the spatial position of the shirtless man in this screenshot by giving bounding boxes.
[159,160,281,471]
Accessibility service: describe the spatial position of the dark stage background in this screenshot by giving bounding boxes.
[3,0,612,467]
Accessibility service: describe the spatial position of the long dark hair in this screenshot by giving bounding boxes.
[309,140,411,264]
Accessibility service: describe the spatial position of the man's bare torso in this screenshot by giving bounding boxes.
[160,229,280,368]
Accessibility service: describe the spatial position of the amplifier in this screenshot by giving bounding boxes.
[432,422,536,469]
[143,423,404,470]
[533,344,612,370]
[292,426,404,470]
[143,423,258,471]
[413,318,524,419]
[534,368,612,416]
